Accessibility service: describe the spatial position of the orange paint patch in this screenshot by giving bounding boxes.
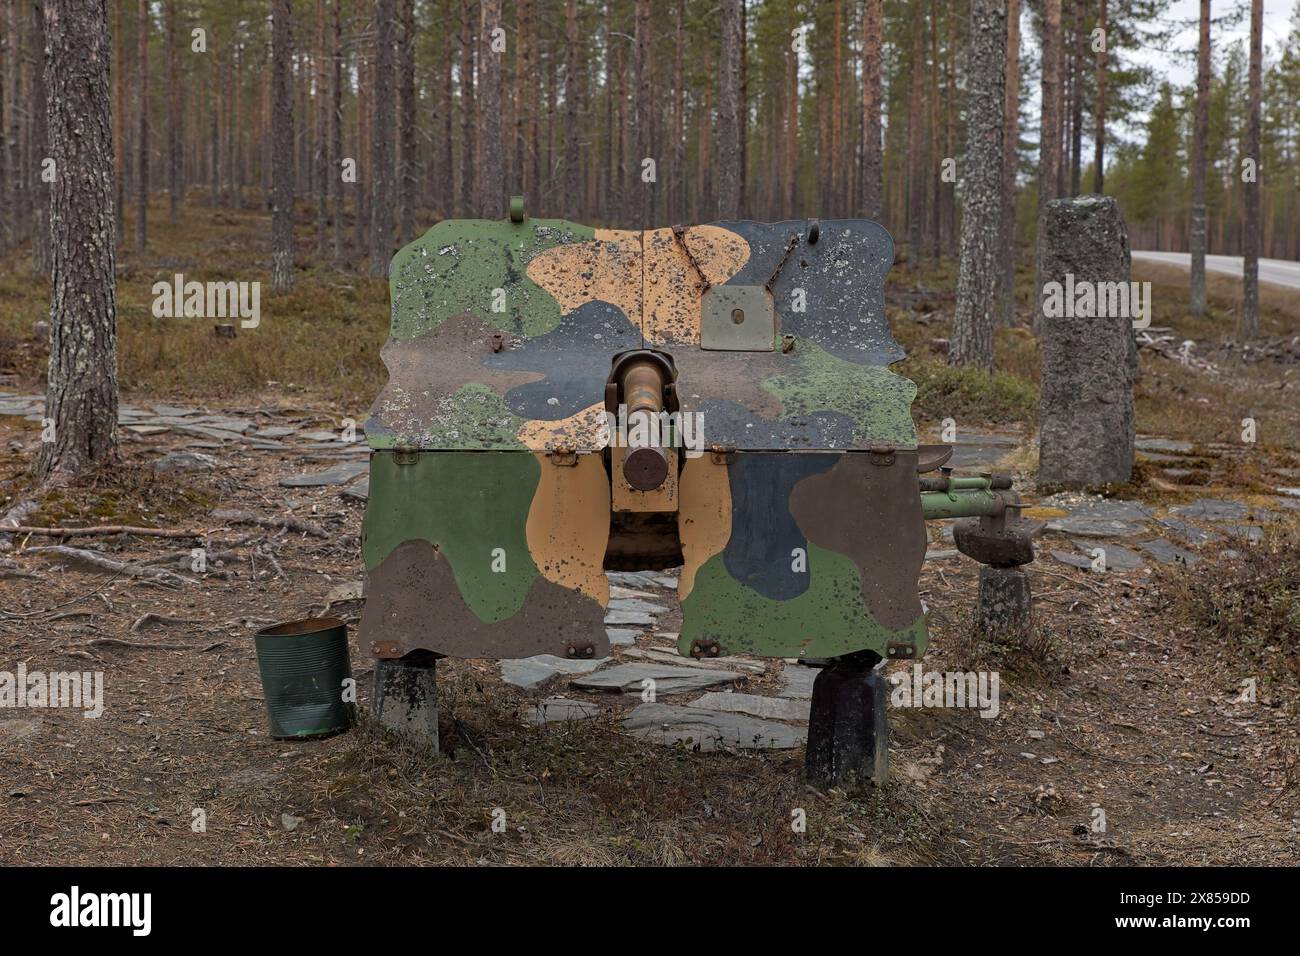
[677,453,733,602]
[516,402,610,452]
[526,452,611,608]
[642,225,750,345]
[524,229,643,324]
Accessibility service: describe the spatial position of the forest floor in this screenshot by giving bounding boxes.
[0,200,1298,865]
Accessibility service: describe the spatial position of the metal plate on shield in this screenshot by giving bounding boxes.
[700,285,776,351]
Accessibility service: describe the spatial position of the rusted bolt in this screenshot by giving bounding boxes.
[491,332,505,353]
[690,638,720,659]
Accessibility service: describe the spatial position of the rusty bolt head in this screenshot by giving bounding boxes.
[491,332,505,353]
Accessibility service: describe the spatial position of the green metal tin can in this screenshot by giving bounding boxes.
[253,617,354,739]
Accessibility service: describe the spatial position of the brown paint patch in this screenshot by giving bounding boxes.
[370,313,543,441]
[524,229,643,323]
[676,453,733,602]
[358,538,610,660]
[642,226,750,345]
[788,451,926,629]
[526,452,611,607]
[516,402,609,451]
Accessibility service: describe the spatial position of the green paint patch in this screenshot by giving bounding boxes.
[366,383,528,450]
[679,544,928,659]
[389,218,596,340]
[762,338,919,447]
[363,451,541,623]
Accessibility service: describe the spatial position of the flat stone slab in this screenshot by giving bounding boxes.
[1170,499,1248,521]
[125,425,171,435]
[1140,538,1200,567]
[340,479,369,502]
[779,664,819,699]
[620,646,766,674]
[924,548,960,561]
[1068,539,1145,571]
[297,429,342,442]
[604,609,659,626]
[279,461,369,487]
[1158,518,1221,545]
[501,655,607,691]
[1135,437,1193,454]
[522,698,602,725]
[151,403,200,417]
[572,663,744,696]
[607,597,668,616]
[1041,497,1151,537]
[690,691,810,722]
[623,703,806,750]
[1050,550,1093,570]
[253,426,297,439]
[605,627,641,646]
[607,570,673,590]
[152,451,223,472]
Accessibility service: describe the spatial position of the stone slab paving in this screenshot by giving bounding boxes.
[501,655,608,691]
[279,461,369,488]
[779,664,819,700]
[619,646,766,674]
[690,691,811,722]
[623,703,807,750]
[1041,495,1152,538]
[604,628,640,646]
[1139,538,1201,567]
[521,698,602,725]
[572,663,744,696]
[1067,539,1145,571]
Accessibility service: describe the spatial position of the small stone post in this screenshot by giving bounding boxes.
[374,651,439,752]
[1037,195,1137,487]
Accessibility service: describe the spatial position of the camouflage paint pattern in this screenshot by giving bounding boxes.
[360,215,928,661]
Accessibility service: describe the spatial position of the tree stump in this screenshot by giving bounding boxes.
[1037,195,1137,487]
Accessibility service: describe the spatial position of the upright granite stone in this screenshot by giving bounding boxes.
[1037,195,1137,487]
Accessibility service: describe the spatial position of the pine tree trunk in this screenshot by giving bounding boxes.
[316,0,329,254]
[1241,0,1261,338]
[1034,0,1063,330]
[565,0,581,220]
[397,0,415,242]
[950,0,1006,370]
[1093,0,1106,192]
[30,0,51,276]
[907,15,924,260]
[166,0,180,224]
[331,0,343,258]
[458,0,475,216]
[633,0,653,223]
[998,0,1021,326]
[928,0,940,261]
[717,0,741,219]
[785,7,799,218]
[134,0,147,247]
[369,0,395,273]
[477,0,502,218]
[35,0,119,483]
[514,0,528,197]
[1189,0,1210,316]
[271,0,295,290]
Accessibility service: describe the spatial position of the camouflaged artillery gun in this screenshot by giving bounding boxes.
[358,198,1038,788]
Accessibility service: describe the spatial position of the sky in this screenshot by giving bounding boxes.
[1018,0,1298,152]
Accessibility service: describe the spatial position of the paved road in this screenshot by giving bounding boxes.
[1131,250,1300,291]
